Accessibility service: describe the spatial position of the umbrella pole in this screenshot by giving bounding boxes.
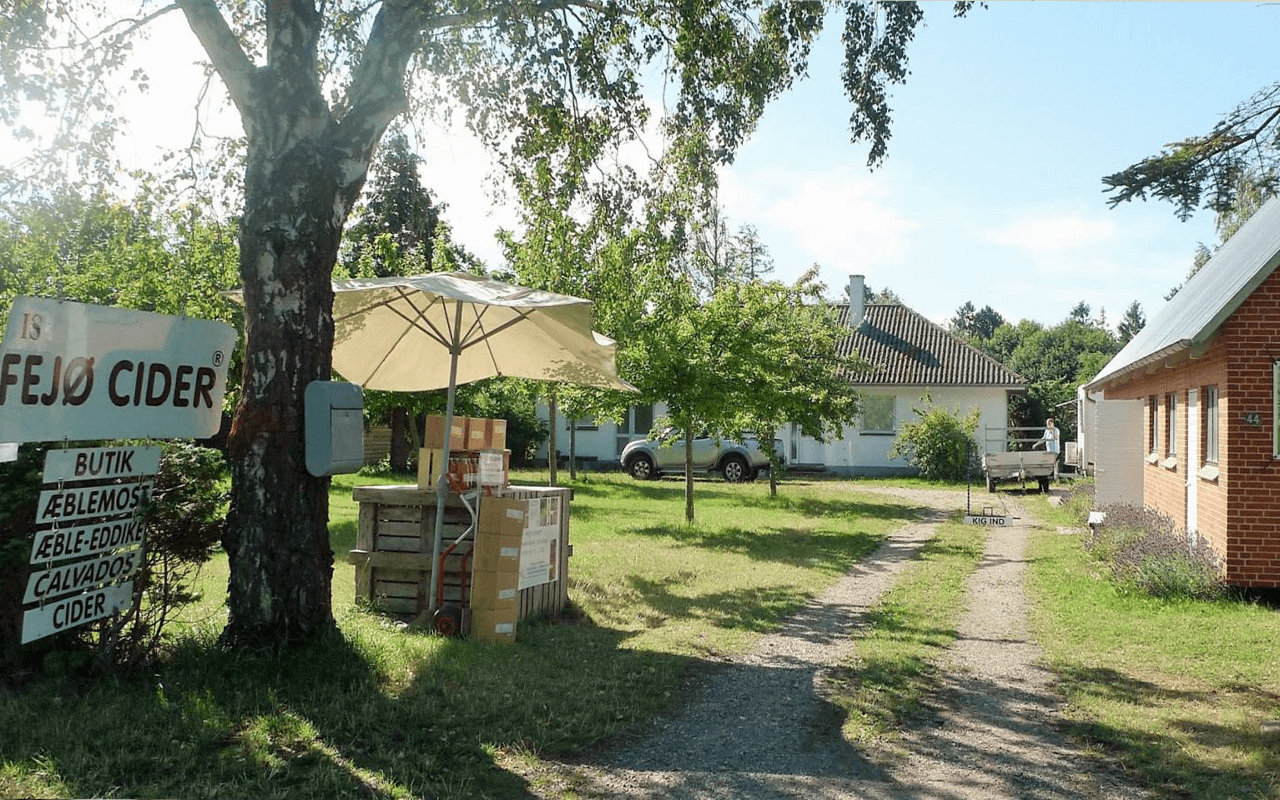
[428,304,465,616]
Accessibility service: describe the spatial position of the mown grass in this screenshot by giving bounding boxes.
[1,470,922,800]
[1026,494,1280,799]
[823,511,988,748]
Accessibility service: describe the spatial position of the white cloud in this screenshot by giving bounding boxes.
[718,167,920,282]
[977,212,1120,254]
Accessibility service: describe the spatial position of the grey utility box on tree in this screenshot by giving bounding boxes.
[305,381,365,476]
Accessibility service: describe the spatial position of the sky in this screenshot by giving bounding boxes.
[12,2,1280,331]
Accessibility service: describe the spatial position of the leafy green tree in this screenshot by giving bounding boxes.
[0,188,242,404]
[730,269,864,497]
[950,301,1004,341]
[6,0,974,644]
[981,315,1120,440]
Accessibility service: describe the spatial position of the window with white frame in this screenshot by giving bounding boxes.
[1204,385,1219,465]
[1148,395,1158,454]
[861,395,896,434]
[1166,392,1177,456]
[1273,362,1280,458]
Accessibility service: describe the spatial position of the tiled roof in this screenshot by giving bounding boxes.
[836,303,1027,388]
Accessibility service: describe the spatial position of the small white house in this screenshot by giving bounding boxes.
[538,275,1027,475]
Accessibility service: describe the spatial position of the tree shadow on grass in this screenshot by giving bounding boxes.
[1048,664,1280,797]
[1,621,699,800]
[619,522,884,572]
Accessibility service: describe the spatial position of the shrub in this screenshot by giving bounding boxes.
[888,394,981,481]
[1084,502,1226,601]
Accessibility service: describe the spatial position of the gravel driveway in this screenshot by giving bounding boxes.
[546,487,1149,799]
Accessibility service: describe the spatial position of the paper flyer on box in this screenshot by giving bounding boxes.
[518,496,561,590]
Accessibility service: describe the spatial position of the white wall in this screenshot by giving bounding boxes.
[785,386,1011,475]
[536,387,1011,475]
[1091,396,1145,506]
[535,401,669,464]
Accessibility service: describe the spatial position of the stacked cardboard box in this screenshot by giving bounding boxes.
[471,497,525,643]
[417,415,510,492]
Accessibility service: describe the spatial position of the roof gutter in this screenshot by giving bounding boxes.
[1084,339,1192,392]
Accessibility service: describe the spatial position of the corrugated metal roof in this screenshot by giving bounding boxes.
[837,303,1027,387]
[1087,196,1280,389]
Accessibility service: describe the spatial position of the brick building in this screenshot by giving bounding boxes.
[1085,197,1280,587]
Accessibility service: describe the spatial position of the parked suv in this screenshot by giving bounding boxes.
[620,429,782,482]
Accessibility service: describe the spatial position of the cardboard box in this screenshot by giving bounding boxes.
[479,496,527,536]
[416,448,445,490]
[466,417,488,450]
[471,607,517,644]
[488,419,508,451]
[470,569,519,611]
[473,531,521,573]
[424,415,465,449]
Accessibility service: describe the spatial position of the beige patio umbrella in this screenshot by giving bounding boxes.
[327,271,634,615]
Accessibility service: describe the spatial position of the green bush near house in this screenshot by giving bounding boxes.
[888,395,981,482]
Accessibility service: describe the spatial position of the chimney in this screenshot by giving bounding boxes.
[848,274,865,329]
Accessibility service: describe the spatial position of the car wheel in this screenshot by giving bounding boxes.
[721,454,749,483]
[628,454,655,480]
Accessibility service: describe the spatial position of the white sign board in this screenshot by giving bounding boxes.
[30,516,148,564]
[518,496,562,590]
[21,581,134,644]
[36,480,153,526]
[964,515,1009,526]
[43,445,161,483]
[24,547,143,603]
[0,296,235,442]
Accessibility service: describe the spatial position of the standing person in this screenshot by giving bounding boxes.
[1037,418,1060,454]
[1034,417,1060,481]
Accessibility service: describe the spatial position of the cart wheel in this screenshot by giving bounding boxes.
[1038,476,1051,494]
[986,474,995,493]
[433,604,463,638]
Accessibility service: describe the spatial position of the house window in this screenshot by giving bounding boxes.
[1274,362,1280,458]
[616,404,655,455]
[1166,392,1177,456]
[1148,395,1158,454]
[1148,395,1158,455]
[861,396,896,434]
[1204,385,1219,465]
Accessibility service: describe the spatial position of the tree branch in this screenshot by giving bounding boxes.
[176,0,259,120]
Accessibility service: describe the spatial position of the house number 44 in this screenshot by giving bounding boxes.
[1244,412,1262,427]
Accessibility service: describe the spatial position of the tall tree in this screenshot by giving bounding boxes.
[1117,300,1145,346]
[6,0,972,645]
[341,130,442,279]
[951,301,1004,341]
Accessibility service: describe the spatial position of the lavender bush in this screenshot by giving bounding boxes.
[1084,502,1227,601]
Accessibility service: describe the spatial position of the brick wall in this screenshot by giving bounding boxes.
[1219,270,1280,586]
[1097,266,1280,586]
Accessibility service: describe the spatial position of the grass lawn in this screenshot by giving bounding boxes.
[1025,492,1280,799]
[1,470,923,800]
